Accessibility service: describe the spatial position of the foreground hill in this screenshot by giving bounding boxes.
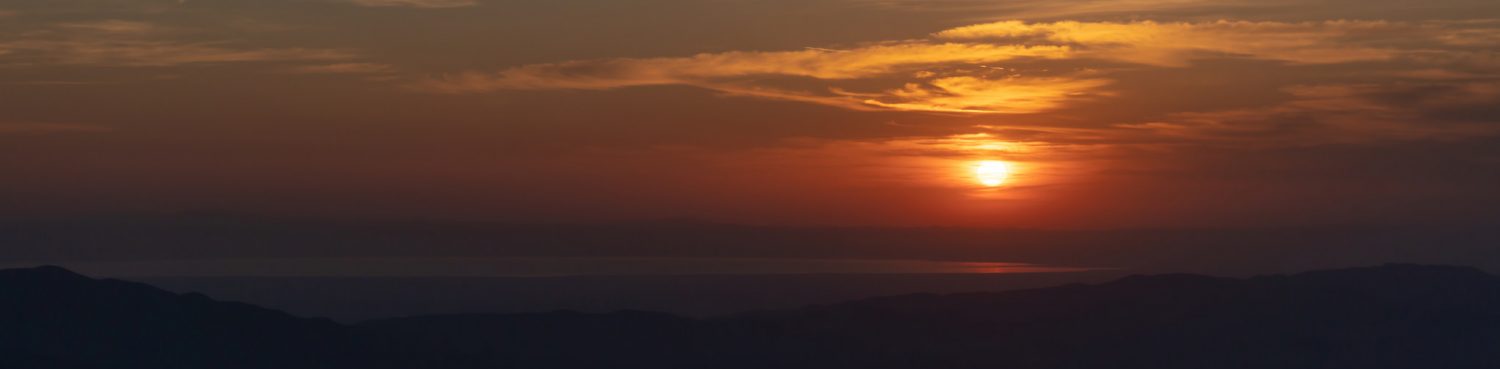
[0,266,361,369]
[5,264,1500,368]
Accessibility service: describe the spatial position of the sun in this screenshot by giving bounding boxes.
[972,160,1013,187]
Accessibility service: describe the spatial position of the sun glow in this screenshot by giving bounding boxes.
[973,160,1013,187]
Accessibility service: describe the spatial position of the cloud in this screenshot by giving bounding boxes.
[1116,82,1500,144]
[55,20,165,34]
[848,0,1260,19]
[0,20,356,67]
[346,0,478,8]
[857,76,1113,113]
[284,62,395,74]
[934,20,1416,66]
[418,43,1070,91]
[414,43,1091,113]
[849,0,1500,22]
[417,19,1498,115]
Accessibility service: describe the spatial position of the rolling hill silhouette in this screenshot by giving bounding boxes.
[5,264,1500,368]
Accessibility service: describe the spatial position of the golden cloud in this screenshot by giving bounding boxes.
[934,20,1410,66]
[414,43,1092,113]
[418,44,1070,91]
[847,0,1262,19]
[857,76,1112,113]
[417,19,1498,115]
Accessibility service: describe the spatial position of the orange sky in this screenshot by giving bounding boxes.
[2,0,1500,228]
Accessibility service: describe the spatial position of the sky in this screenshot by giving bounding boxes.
[3,0,1500,229]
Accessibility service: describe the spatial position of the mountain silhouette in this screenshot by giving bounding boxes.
[5,264,1500,368]
[0,266,358,369]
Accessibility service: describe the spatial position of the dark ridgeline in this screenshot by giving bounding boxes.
[5,264,1500,368]
[0,266,365,369]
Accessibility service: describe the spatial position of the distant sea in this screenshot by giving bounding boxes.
[3,257,1092,277]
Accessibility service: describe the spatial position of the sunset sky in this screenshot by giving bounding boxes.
[4,0,1500,229]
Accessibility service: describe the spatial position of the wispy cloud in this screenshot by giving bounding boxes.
[284,62,395,74]
[418,43,1070,91]
[55,19,165,34]
[0,20,355,67]
[856,76,1113,113]
[934,20,1409,66]
[346,0,478,8]
[1117,81,1500,144]
[416,19,1498,115]
[848,0,1259,19]
[414,43,1091,113]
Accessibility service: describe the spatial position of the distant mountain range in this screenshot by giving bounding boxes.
[6,264,1500,368]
